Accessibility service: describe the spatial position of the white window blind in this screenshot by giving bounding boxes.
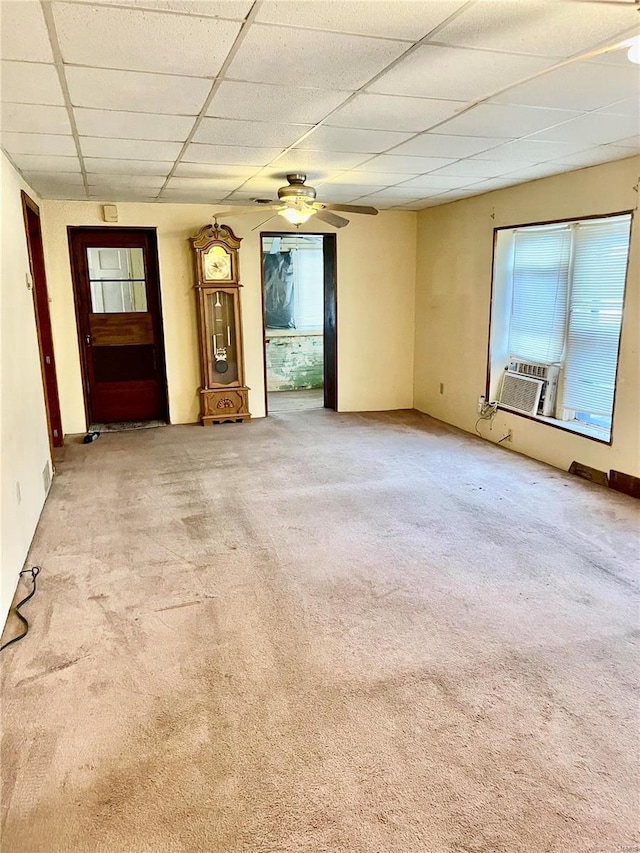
[561,215,631,417]
[293,248,324,331]
[508,227,571,362]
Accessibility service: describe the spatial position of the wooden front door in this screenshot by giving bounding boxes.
[69,228,168,425]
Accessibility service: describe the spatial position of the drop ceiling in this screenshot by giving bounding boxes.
[1,0,638,210]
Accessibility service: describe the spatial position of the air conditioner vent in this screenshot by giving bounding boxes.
[499,372,544,415]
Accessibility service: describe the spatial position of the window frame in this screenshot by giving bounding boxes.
[486,209,634,447]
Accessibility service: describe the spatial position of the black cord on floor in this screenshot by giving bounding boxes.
[0,567,41,652]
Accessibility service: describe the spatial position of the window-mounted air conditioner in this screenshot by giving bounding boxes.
[499,359,560,417]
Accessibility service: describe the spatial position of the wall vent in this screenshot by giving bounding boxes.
[42,461,51,495]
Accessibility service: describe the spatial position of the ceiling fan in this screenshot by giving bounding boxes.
[213,174,379,230]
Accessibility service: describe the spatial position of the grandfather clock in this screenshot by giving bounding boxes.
[191,223,250,425]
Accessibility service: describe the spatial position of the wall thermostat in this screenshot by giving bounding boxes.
[103,204,118,223]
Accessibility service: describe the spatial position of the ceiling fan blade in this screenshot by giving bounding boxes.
[251,213,279,232]
[321,203,379,216]
[315,209,350,229]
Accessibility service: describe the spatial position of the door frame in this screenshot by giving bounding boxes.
[259,231,338,415]
[67,226,169,429]
[21,191,64,450]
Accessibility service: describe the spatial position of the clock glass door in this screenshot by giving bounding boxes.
[206,290,238,385]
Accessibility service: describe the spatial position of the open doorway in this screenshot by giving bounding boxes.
[261,233,337,414]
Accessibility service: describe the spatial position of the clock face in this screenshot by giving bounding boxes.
[204,245,231,281]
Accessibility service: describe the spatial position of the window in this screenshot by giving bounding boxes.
[262,236,324,332]
[489,213,632,442]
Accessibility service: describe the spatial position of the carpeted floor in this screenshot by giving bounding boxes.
[1,409,638,852]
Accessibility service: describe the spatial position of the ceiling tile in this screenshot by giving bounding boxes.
[1,132,76,156]
[326,93,464,132]
[0,61,64,106]
[183,143,284,166]
[398,174,487,190]
[354,153,458,172]
[89,189,159,201]
[87,175,167,189]
[22,172,85,188]
[392,133,508,158]
[65,66,211,115]
[193,118,311,148]
[166,176,245,191]
[1,103,71,135]
[469,139,594,164]
[1,1,53,62]
[92,0,252,18]
[80,137,182,160]
[363,186,434,199]
[600,98,640,118]
[434,104,581,138]
[271,149,371,171]
[37,188,89,200]
[159,188,230,203]
[368,45,554,101]
[11,153,81,172]
[74,109,194,142]
[399,198,444,209]
[326,170,415,186]
[318,183,386,197]
[255,1,467,41]
[434,0,640,58]
[173,163,259,179]
[550,145,639,169]
[608,135,640,150]
[83,158,173,175]
[225,24,408,90]
[587,43,637,67]
[528,112,639,145]
[491,61,640,112]
[207,81,349,124]
[429,159,529,178]
[53,3,241,77]
[296,126,413,153]
[235,175,292,193]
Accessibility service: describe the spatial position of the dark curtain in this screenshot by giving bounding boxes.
[264,251,295,329]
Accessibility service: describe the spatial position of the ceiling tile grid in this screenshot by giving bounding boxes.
[0,0,637,209]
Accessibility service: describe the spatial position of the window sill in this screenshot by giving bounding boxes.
[497,406,612,444]
[265,328,322,338]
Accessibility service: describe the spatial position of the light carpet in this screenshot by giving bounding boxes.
[1,409,638,852]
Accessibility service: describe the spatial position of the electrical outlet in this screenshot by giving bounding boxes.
[477,395,486,413]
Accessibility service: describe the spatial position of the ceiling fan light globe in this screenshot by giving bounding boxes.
[280,207,315,225]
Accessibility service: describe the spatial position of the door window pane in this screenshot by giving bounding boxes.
[87,247,147,313]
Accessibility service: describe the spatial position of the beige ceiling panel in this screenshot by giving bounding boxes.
[433,103,582,138]
[53,3,241,77]
[0,1,53,62]
[529,112,639,145]
[83,157,173,174]
[434,0,640,58]
[207,81,350,124]
[173,163,259,178]
[599,98,640,119]
[272,149,371,172]
[183,143,284,166]
[226,25,408,90]
[10,153,81,172]
[492,62,640,112]
[80,137,182,160]
[327,93,464,132]
[0,61,64,106]
[368,45,554,101]
[92,0,252,18]
[166,176,245,191]
[74,109,194,142]
[398,174,488,190]
[428,159,525,178]
[193,118,311,148]
[1,103,72,134]
[65,67,211,114]
[607,135,640,150]
[296,126,413,153]
[469,139,595,164]
[325,171,414,186]
[89,189,159,201]
[354,153,458,173]
[2,131,76,156]
[159,188,230,202]
[255,1,467,41]
[549,145,639,169]
[22,172,85,188]
[88,175,167,188]
[392,133,508,158]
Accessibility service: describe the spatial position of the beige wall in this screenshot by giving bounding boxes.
[414,156,640,477]
[0,153,51,625]
[39,202,417,433]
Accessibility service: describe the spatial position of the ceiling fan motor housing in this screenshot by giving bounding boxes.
[278,173,317,205]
